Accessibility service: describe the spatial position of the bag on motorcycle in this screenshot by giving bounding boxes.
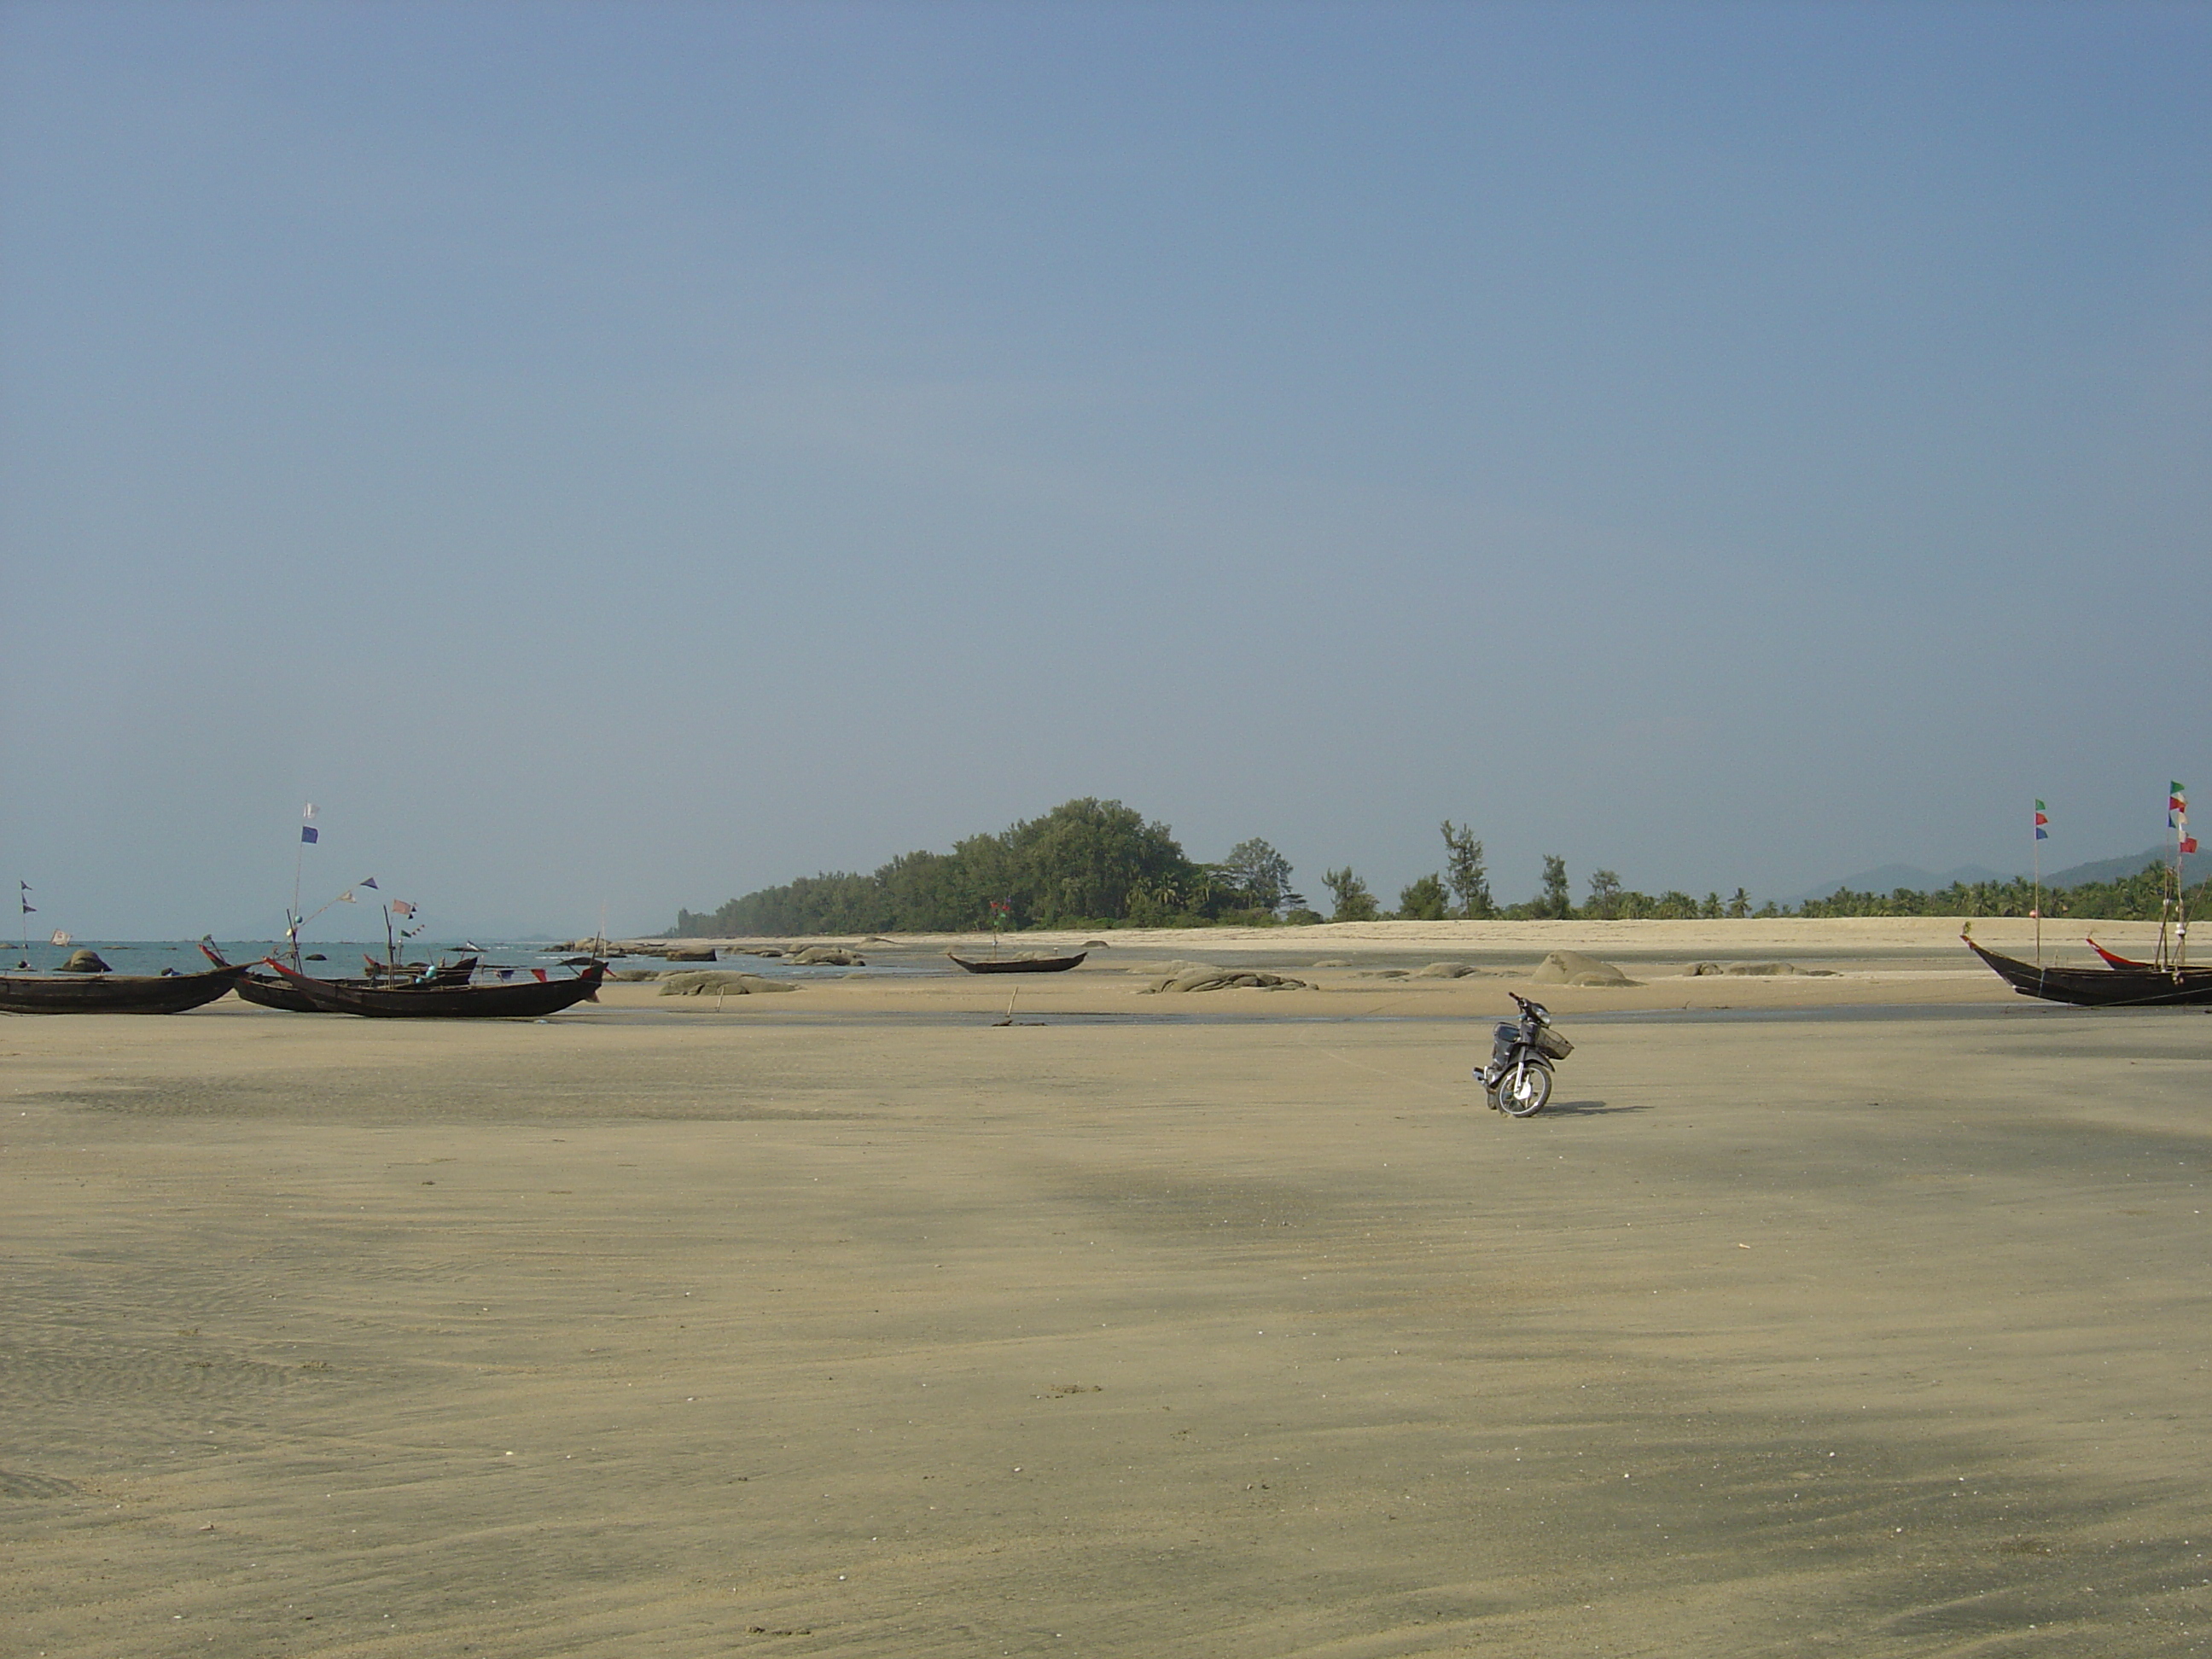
[1532,1027,1574,1061]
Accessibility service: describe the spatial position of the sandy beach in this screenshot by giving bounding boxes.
[6,920,2209,1656]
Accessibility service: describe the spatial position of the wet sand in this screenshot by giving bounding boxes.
[5,923,2210,1656]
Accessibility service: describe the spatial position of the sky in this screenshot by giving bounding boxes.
[2,0,2206,938]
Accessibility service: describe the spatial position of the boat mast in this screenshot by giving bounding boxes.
[2032,799,2045,965]
[2175,783,2192,971]
[290,803,317,968]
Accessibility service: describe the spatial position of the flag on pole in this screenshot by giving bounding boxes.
[2170,783,2188,827]
[17,881,32,916]
[300,802,319,845]
[2034,800,2048,841]
[391,899,416,917]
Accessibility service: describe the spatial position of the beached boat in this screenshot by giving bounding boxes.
[259,957,605,1018]
[945,950,1088,974]
[358,954,479,985]
[234,972,324,1013]
[2086,939,2164,971]
[201,940,483,1012]
[1963,938,2212,1007]
[0,961,251,1015]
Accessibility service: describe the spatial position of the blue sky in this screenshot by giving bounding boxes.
[3,1,2206,936]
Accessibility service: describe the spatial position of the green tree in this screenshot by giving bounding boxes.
[1397,872,1450,920]
[1585,869,1624,920]
[1007,798,1194,925]
[1726,888,1751,918]
[1218,838,1295,915]
[1440,820,1493,918]
[1322,867,1379,923]
[1538,854,1573,919]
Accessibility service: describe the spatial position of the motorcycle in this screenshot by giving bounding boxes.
[1479,992,1574,1117]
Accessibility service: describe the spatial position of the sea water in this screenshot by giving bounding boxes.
[1,939,947,980]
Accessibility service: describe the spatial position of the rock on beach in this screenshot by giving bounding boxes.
[1528,949,1639,987]
[657,970,797,996]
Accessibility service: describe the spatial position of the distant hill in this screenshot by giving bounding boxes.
[1781,843,2174,905]
[1780,863,2009,905]
[2045,844,2173,890]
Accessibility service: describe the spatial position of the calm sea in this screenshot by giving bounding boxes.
[3,939,946,980]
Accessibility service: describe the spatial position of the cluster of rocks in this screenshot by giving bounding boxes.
[1141,969,1310,993]
[657,970,798,997]
[1528,950,1640,987]
[1682,961,1837,977]
[1353,962,1489,980]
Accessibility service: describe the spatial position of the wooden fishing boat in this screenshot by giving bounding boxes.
[945,950,1088,975]
[234,972,324,1013]
[260,957,605,1018]
[0,961,250,1015]
[2086,939,2163,971]
[359,954,479,985]
[1964,938,2212,1007]
[201,941,480,1012]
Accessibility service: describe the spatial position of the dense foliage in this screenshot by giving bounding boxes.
[673,800,1295,936]
[674,804,2207,934]
[1789,863,2206,922]
[1320,867,1379,923]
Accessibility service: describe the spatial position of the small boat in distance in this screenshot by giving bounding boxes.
[0,960,250,1015]
[946,950,1088,975]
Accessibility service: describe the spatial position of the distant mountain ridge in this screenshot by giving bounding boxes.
[1783,843,2173,905]
[2041,844,2176,890]
[1779,864,2007,905]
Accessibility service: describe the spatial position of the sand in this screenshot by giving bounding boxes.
[5,920,2209,1656]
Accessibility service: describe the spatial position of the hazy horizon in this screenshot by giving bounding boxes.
[3,3,2205,938]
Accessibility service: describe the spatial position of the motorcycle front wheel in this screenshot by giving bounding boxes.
[1495,1062,1553,1117]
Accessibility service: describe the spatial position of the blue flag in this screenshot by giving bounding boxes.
[300,825,318,844]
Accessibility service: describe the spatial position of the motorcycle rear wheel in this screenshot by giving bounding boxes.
[1496,1062,1553,1117]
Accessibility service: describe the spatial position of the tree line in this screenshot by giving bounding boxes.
[672,800,2207,935]
[673,799,1304,936]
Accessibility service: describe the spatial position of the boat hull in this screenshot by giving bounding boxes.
[1965,940,2212,1007]
[0,964,250,1015]
[235,974,329,1013]
[946,952,1088,975]
[263,959,606,1018]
